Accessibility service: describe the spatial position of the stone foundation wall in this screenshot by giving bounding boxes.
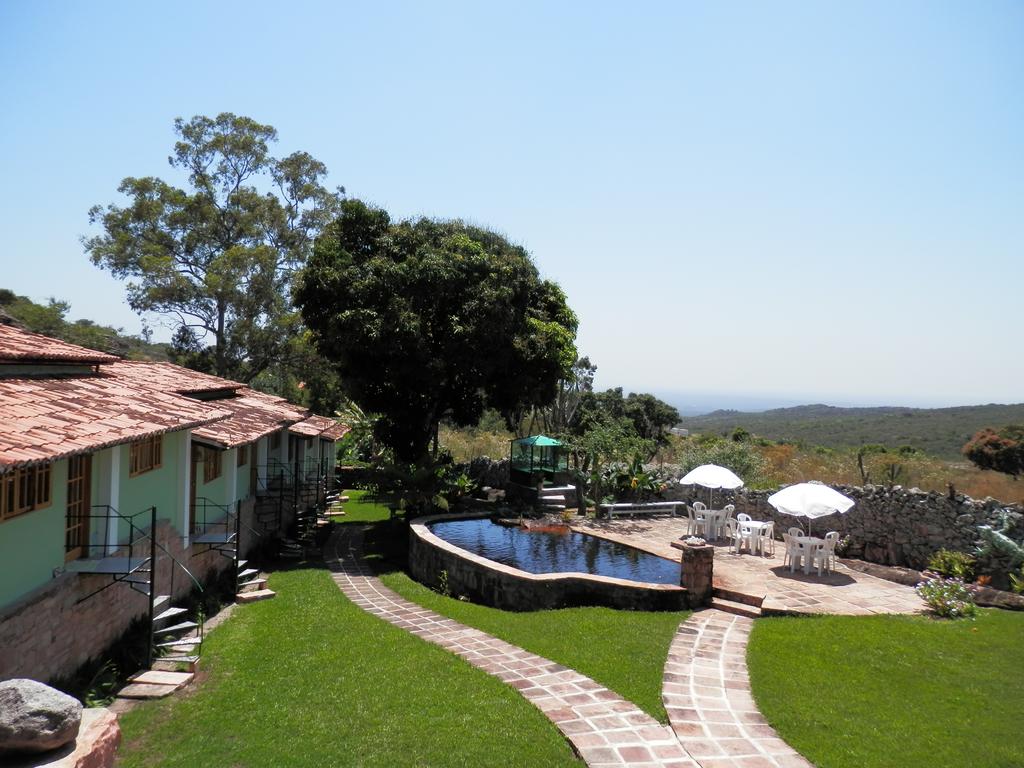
[408,513,689,611]
[0,497,259,684]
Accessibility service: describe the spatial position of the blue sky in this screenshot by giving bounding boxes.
[1,1,1021,408]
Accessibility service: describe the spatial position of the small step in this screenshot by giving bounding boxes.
[157,638,201,649]
[117,683,179,700]
[237,560,247,570]
[238,577,268,590]
[237,588,276,603]
[539,494,566,503]
[193,531,237,545]
[712,587,765,608]
[709,596,762,619]
[128,670,193,687]
[153,594,171,611]
[154,606,189,623]
[153,654,200,670]
[154,620,199,636]
[540,504,566,511]
[238,568,259,580]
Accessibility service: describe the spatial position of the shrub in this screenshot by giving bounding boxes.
[916,577,977,619]
[927,549,976,581]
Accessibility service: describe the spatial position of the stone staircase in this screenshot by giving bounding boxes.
[536,485,576,513]
[709,586,764,618]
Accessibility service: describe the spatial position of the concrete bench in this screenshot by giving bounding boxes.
[598,501,683,520]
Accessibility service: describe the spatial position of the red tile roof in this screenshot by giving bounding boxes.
[1,326,349,463]
[106,361,313,449]
[192,392,309,449]
[289,415,350,441]
[290,415,334,437]
[0,324,119,364]
[103,361,244,394]
[0,372,229,469]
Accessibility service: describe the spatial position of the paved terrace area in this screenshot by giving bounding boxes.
[572,517,923,616]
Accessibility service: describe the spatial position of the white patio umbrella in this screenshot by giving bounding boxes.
[678,464,744,508]
[767,482,854,537]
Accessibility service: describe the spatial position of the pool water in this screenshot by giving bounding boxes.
[428,517,681,585]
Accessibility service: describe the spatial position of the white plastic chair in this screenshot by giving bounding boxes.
[781,532,795,567]
[736,512,752,523]
[787,526,804,538]
[722,518,739,553]
[791,539,813,573]
[759,521,776,556]
[687,504,708,537]
[736,521,759,555]
[821,531,840,573]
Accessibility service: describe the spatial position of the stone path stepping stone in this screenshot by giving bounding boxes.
[326,526,698,768]
[117,669,194,700]
[662,610,812,768]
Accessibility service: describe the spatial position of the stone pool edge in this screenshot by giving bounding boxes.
[409,512,692,612]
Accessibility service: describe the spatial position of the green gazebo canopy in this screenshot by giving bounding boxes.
[513,434,562,448]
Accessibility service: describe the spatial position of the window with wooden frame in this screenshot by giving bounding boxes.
[129,434,163,476]
[237,444,248,467]
[1,463,52,521]
[203,447,222,484]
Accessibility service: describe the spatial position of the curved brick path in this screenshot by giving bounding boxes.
[325,525,697,767]
[662,610,812,768]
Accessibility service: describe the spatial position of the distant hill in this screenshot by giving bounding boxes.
[681,402,1024,460]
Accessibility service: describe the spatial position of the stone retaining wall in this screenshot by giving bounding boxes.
[661,481,1024,573]
[409,513,689,611]
[0,497,258,685]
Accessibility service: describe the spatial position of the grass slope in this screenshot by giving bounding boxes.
[747,611,1024,768]
[682,402,1024,459]
[381,571,687,723]
[116,565,579,768]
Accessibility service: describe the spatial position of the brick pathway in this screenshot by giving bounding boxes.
[325,525,697,767]
[663,610,811,768]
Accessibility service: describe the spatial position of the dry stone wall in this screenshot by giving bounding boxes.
[661,480,1024,573]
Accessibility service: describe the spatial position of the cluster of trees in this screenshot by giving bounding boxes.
[295,200,578,462]
[85,113,580,460]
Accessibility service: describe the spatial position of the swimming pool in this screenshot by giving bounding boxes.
[428,517,681,585]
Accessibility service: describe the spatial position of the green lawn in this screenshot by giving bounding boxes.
[348,490,687,723]
[381,571,688,723]
[116,564,580,767]
[747,611,1024,768]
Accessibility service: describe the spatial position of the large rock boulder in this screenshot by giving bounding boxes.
[0,679,83,755]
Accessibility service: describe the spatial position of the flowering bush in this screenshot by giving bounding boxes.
[916,576,978,619]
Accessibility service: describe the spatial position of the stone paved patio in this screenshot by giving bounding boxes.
[573,517,923,616]
[325,525,698,767]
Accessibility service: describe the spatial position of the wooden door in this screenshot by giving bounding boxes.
[65,454,92,562]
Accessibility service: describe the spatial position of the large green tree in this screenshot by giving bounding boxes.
[295,199,578,462]
[84,113,344,382]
